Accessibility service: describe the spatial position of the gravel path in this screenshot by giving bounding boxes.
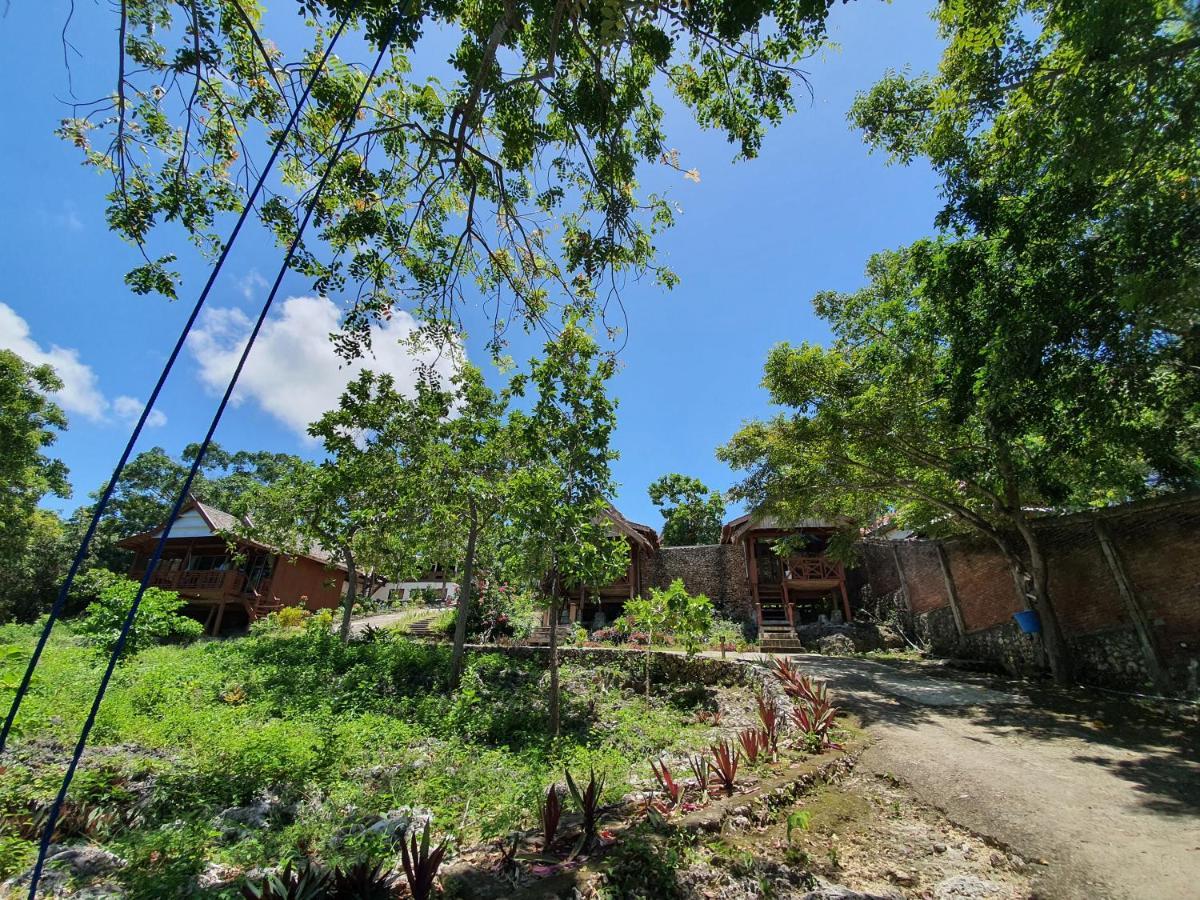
[757,654,1200,900]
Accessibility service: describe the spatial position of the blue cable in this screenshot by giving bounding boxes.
[0,17,350,755]
[23,28,396,899]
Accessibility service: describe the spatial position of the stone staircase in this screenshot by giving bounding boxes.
[759,623,805,654]
[757,585,805,653]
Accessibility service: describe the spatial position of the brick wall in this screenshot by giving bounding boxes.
[856,493,1200,696]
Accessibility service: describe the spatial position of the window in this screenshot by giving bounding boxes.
[188,554,230,572]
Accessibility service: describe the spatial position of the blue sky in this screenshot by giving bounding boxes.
[0,2,943,530]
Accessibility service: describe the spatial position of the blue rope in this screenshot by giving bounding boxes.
[0,17,350,755]
[23,29,396,899]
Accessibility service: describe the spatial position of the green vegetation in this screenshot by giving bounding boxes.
[74,569,203,655]
[620,579,714,694]
[74,2,841,356]
[647,474,726,547]
[720,0,1200,682]
[0,349,71,623]
[0,620,718,896]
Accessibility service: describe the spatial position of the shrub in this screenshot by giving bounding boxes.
[275,606,310,629]
[75,570,202,655]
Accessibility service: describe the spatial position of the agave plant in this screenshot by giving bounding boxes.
[791,696,839,750]
[710,740,741,796]
[400,822,448,900]
[539,782,563,852]
[755,693,780,754]
[329,859,399,899]
[688,751,711,793]
[240,860,330,900]
[770,658,829,706]
[565,768,606,847]
[738,727,766,765]
[650,758,685,806]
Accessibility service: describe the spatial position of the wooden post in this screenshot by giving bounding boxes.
[934,543,967,637]
[889,543,913,611]
[1093,521,1168,692]
[212,602,227,636]
[838,579,853,623]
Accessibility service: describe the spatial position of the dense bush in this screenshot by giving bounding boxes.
[0,617,719,894]
[75,569,203,655]
[438,583,537,642]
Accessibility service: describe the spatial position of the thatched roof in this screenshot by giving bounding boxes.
[602,503,660,552]
[719,511,838,545]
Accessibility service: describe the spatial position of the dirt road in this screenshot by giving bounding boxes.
[781,654,1200,900]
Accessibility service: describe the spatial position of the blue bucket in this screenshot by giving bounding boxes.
[1013,610,1041,634]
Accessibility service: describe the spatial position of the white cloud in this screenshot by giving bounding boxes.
[38,201,84,232]
[238,270,269,300]
[114,395,168,428]
[187,296,461,438]
[0,302,109,421]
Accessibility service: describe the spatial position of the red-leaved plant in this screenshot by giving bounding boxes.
[756,693,780,755]
[688,751,711,793]
[771,659,829,706]
[791,696,840,750]
[539,783,563,852]
[565,768,606,849]
[650,758,684,806]
[710,740,741,795]
[738,727,767,765]
[400,821,447,900]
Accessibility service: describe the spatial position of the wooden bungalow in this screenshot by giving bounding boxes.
[119,497,346,635]
[721,512,852,631]
[543,505,660,628]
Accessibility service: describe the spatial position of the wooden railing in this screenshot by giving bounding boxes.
[785,554,844,581]
[131,568,247,597]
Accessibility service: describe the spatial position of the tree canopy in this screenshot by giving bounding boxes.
[68,443,305,572]
[848,0,1200,472]
[721,0,1200,681]
[0,351,72,621]
[65,0,842,356]
[647,472,725,545]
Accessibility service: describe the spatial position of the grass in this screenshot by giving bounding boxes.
[0,620,719,897]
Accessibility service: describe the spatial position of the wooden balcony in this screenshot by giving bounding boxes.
[133,568,250,599]
[784,554,844,587]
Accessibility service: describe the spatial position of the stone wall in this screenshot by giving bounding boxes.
[649,543,755,622]
[857,493,1200,696]
[466,643,770,691]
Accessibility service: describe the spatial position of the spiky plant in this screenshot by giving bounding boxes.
[400,822,448,900]
[240,860,330,900]
[329,859,399,899]
[710,740,741,795]
[688,751,711,793]
[755,692,780,754]
[650,758,684,806]
[565,768,606,847]
[738,727,763,765]
[539,782,563,852]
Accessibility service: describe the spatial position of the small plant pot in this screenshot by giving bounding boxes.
[1012,610,1041,634]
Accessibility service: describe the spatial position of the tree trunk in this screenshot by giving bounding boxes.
[449,516,479,691]
[339,546,357,642]
[1009,514,1071,684]
[645,628,653,697]
[548,573,561,738]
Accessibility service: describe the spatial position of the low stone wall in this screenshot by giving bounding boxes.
[467,643,766,689]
